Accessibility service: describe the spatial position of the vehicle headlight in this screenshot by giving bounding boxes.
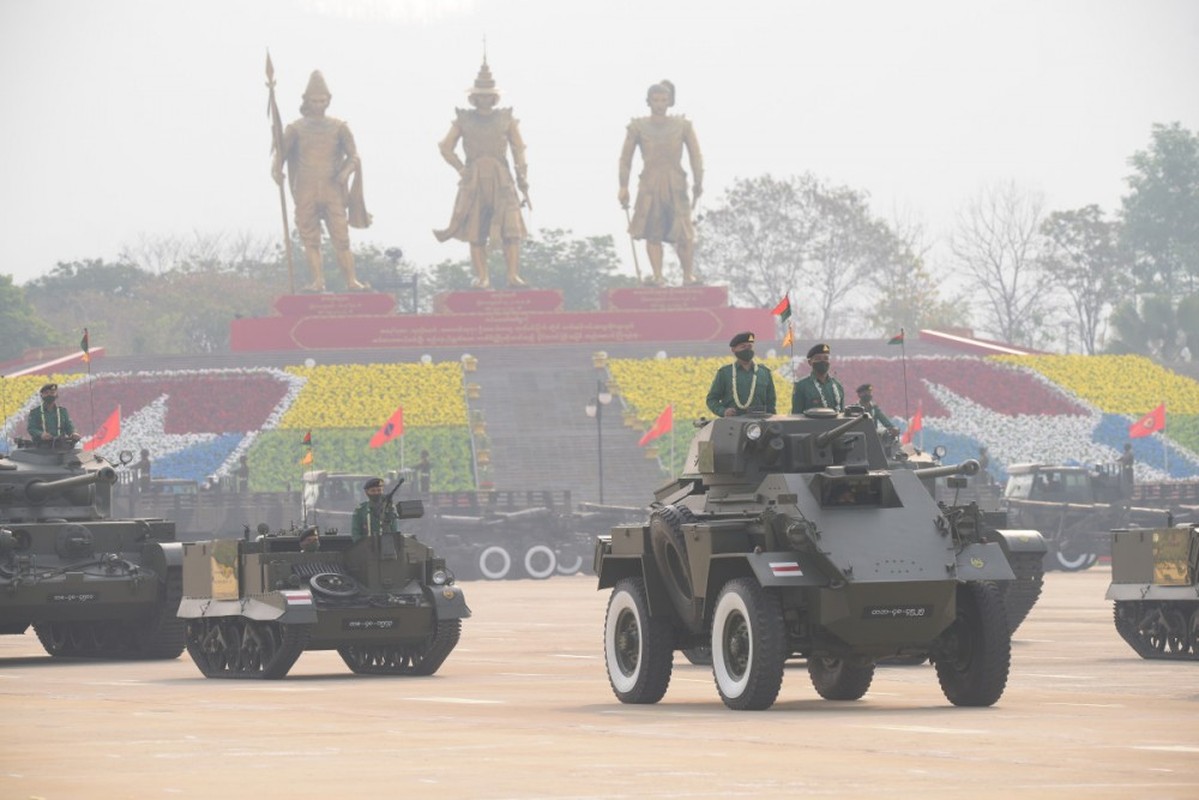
[745,422,763,442]
[431,568,448,585]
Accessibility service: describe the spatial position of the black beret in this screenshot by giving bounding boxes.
[806,343,830,359]
[39,383,58,393]
[728,331,755,348]
[856,384,872,394]
[299,526,320,540]
[363,477,384,491]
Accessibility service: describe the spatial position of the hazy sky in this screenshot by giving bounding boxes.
[2,0,1197,289]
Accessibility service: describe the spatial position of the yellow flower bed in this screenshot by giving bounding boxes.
[609,356,790,424]
[993,355,1199,414]
[282,363,467,429]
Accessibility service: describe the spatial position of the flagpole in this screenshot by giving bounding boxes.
[1163,399,1168,475]
[899,327,910,432]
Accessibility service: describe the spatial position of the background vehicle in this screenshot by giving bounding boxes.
[177,495,469,678]
[596,409,1046,711]
[1106,523,1199,660]
[0,440,184,659]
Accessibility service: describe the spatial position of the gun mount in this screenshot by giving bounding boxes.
[23,466,117,504]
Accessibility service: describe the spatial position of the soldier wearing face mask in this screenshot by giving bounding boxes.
[706,331,776,417]
[791,342,844,413]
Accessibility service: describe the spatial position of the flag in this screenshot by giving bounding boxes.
[83,406,120,452]
[901,401,923,444]
[299,450,313,466]
[80,328,90,363]
[888,330,905,345]
[302,430,312,445]
[638,405,673,446]
[1129,403,1165,439]
[771,295,792,324]
[781,325,794,348]
[369,406,404,448]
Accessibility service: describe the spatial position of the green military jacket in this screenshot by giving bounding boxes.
[706,362,777,417]
[864,402,895,430]
[351,500,400,541]
[791,374,845,414]
[27,403,76,439]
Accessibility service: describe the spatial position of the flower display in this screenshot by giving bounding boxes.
[993,354,1199,414]
[281,363,467,429]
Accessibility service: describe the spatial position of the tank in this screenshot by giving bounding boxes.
[177,491,470,678]
[0,440,185,659]
[1105,523,1199,660]
[595,408,1047,710]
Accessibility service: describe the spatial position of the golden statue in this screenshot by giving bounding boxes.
[434,59,530,289]
[618,79,703,286]
[271,70,370,293]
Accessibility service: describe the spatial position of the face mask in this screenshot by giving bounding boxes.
[735,349,754,362]
[813,361,830,375]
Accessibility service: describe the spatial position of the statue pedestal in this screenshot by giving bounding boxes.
[231,285,771,352]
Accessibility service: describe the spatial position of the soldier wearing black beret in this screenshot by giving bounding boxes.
[791,342,844,413]
[351,477,399,541]
[706,331,777,417]
[856,383,898,437]
[27,383,81,444]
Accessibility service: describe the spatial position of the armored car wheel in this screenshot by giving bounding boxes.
[807,657,876,701]
[649,505,697,622]
[711,578,787,711]
[478,545,513,580]
[522,544,557,580]
[932,582,1011,707]
[604,578,674,704]
[1050,543,1099,572]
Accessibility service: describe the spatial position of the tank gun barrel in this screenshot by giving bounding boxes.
[814,414,867,449]
[25,467,117,503]
[912,459,980,481]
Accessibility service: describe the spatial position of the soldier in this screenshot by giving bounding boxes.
[272,70,370,293]
[791,343,844,414]
[233,455,250,493]
[434,59,530,289]
[706,332,776,417]
[350,477,399,541]
[618,79,703,286]
[417,449,433,494]
[298,526,321,553]
[1118,443,1135,498]
[133,448,152,491]
[26,383,80,443]
[856,383,899,438]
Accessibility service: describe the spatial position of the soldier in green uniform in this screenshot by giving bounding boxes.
[26,383,80,443]
[791,343,844,414]
[350,477,399,541]
[706,332,776,417]
[856,383,898,437]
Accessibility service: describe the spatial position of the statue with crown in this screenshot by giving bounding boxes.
[271,68,371,293]
[433,58,531,290]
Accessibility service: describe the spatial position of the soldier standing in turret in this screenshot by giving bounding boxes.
[434,59,530,289]
[351,478,399,542]
[792,343,844,413]
[707,332,776,417]
[272,70,370,293]
[26,383,80,444]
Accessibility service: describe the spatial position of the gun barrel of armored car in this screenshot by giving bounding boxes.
[912,459,980,482]
[22,467,117,503]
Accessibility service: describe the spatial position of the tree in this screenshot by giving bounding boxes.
[0,274,56,360]
[1120,122,1199,296]
[865,231,967,338]
[698,174,910,337]
[1039,205,1128,355]
[1107,293,1199,362]
[949,181,1052,347]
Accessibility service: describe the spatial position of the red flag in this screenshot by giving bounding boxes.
[369,406,404,448]
[771,295,792,324]
[83,406,120,451]
[888,330,905,345]
[901,401,923,445]
[1129,403,1165,439]
[302,430,312,445]
[638,405,673,447]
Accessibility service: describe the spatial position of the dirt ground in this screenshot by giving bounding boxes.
[2,567,1197,800]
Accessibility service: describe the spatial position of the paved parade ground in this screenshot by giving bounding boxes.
[2,567,1197,799]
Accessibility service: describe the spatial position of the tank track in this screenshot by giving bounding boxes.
[1113,600,1199,660]
[184,617,310,678]
[997,551,1045,635]
[337,617,462,676]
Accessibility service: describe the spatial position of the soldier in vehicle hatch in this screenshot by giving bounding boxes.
[706,331,776,417]
[26,383,80,443]
[856,383,899,438]
[792,343,844,414]
[351,477,399,541]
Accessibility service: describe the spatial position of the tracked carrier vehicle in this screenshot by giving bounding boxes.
[1106,523,1199,660]
[596,409,1046,710]
[177,496,469,679]
[0,440,184,659]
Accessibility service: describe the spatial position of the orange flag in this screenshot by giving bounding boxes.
[781,325,794,348]
[299,450,313,466]
[369,406,404,448]
[83,406,120,451]
[901,401,922,445]
[638,405,673,446]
